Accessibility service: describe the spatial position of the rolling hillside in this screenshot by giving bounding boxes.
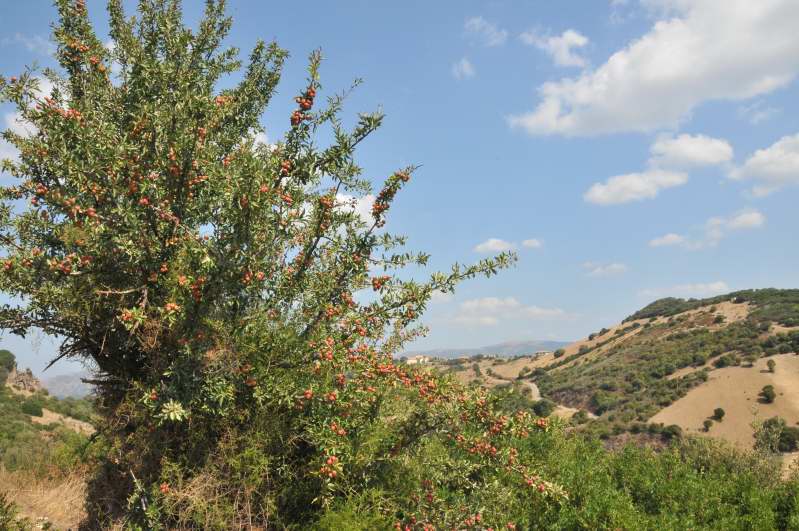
[430,288,799,459]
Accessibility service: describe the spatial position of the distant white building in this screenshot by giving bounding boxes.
[406,355,431,365]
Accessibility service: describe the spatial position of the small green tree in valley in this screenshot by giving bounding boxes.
[760,385,777,403]
[712,408,725,421]
[703,419,713,432]
[0,1,565,528]
[767,359,776,373]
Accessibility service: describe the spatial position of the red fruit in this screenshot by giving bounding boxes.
[159,483,170,494]
[138,197,149,206]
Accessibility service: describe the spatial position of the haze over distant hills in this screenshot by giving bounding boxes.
[43,371,93,398]
[403,339,570,359]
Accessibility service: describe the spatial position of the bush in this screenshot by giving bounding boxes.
[703,419,713,432]
[760,385,777,404]
[532,399,556,417]
[553,348,565,358]
[20,398,43,417]
[767,359,776,373]
[780,426,799,452]
[712,408,725,421]
[0,350,14,372]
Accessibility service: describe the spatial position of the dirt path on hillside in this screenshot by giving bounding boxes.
[30,408,94,435]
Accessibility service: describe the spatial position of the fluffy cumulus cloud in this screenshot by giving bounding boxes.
[653,209,766,249]
[335,193,375,225]
[464,17,508,47]
[508,0,799,136]
[705,209,765,245]
[473,238,516,253]
[584,169,687,205]
[520,29,589,68]
[473,238,543,253]
[639,281,730,299]
[584,133,730,205]
[649,233,685,247]
[730,133,799,196]
[649,133,733,169]
[453,297,565,326]
[451,57,476,80]
[583,262,628,277]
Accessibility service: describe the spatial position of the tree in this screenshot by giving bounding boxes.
[754,416,786,454]
[767,359,776,373]
[760,385,777,403]
[703,419,713,432]
[0,1,570,528]
[0,349,15,371]
[533,398,556,417]
[712,408,725,421]
[553,348,565,358]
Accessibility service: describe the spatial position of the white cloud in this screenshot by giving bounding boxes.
[704,209,765,246]
[730,133,799,196]
[451,58,476,80]
[473,238,517,253]
[521,238,543,249]
[738,100,780,125]
[638,281,730,299]
[583,262,628,277]
[1,33,56,56]
[520,29,589,68]
[430,290,454,304]
[453,296,565,326]
[464,17,508,47]
[508,0,799,136]
[336,193,375,225]
[654,209,766,249]
[649,233,685,247]
[584,169,687,205]
[649,133,733,169]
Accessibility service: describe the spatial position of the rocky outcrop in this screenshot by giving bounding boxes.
[7,366,43,393]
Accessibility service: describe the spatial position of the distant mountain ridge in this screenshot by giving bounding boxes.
[403,339,570,359]
[43,371,93,398]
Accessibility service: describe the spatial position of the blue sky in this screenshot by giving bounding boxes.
[2,0,798,376]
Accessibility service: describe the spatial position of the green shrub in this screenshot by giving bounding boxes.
[0,350,14,372]
[533,399,556,417]
[553,348,565,358]
[760,385,777,404]
[713,407,725,421]
[767,359,776,373]
[20,398,43,417]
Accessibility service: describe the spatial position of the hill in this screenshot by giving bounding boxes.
[404,338,569,359]
[432,288,799,464]
[42,371,94,399]
[1,352,95,529]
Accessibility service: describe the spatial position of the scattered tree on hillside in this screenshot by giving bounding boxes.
[703,419,713,432]
[712,408,725,422]
[767,359,776,373]
[760,385,777,404]
[553,348,565,358]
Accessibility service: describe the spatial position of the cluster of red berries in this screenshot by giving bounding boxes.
[329,421,346,436]
[371,275,390,291]
[318,454,339,478]
[164,302,181,313]
[290,87,316,126]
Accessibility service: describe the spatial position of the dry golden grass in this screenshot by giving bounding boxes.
[0,467,86,530]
